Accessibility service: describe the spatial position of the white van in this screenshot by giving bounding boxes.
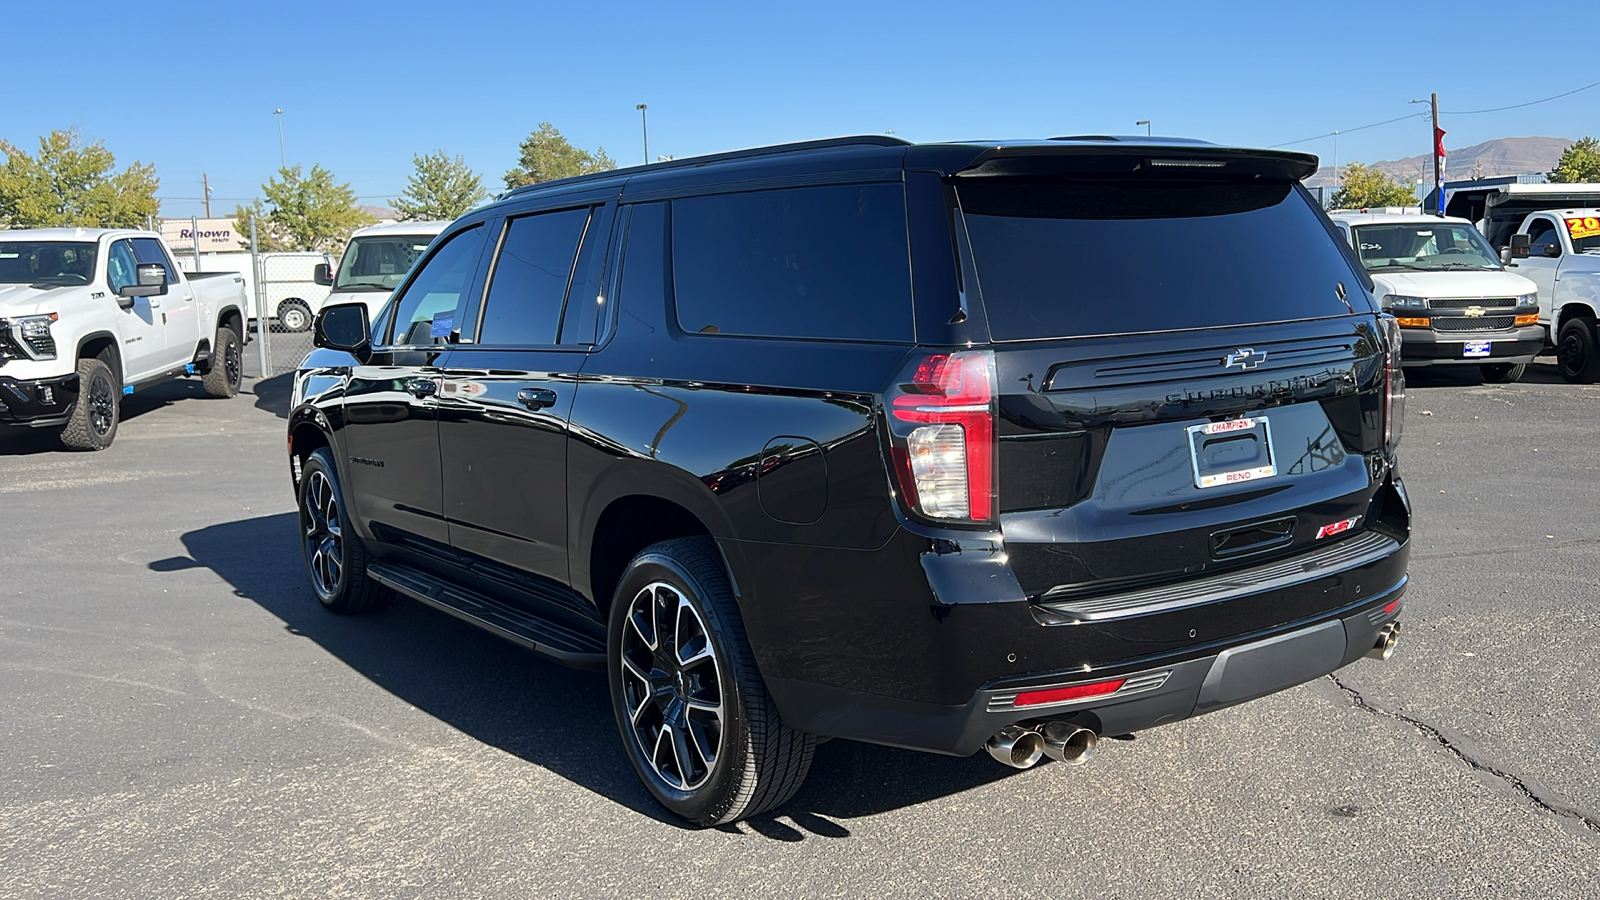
[314,221,450,320]
[1330,211,1542,382]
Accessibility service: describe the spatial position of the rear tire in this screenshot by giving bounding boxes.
[1479,362,1526,384]
[1557,318,1600,384]
[278,300,313,333]
[58,357,119,451]
[298,448,391,614]
[608,536,814,826]
[202,326,242,398]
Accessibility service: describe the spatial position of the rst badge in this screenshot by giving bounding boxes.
[1316,516,1361,539]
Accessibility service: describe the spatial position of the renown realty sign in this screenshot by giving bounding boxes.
[159,218,240,252]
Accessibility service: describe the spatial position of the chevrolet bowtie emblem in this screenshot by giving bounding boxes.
[1463,306,1485,318]
[1224,348,1267,370]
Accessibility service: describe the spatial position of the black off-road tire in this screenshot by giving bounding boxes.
[298,448,391,614]
[278,300,313,333]
[58,357,119,451]
[1557,318,1600,384]
[202,326,242,398]
[608,536,815,826]
[1479,362,1527,384]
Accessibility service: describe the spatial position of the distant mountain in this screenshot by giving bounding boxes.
[1303,137,1573,189]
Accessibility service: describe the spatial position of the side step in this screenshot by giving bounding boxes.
[367,561,606,670]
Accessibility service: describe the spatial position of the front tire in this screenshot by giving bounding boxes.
[1479,362,1526,384]
[202,326,242,398]
[1557,318,1600,384]
[58,357,119,451]
[608,537,815,826]
[278,300,312,333]
[298,448,390,614]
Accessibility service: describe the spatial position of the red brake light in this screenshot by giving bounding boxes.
[889,351,996,522]
[1014,678,1126,708]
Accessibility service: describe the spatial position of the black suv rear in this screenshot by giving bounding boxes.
[289,135,1411,825]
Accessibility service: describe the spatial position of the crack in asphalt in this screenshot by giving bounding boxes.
[1328,673,1600,836]
[1411,535,1600,562]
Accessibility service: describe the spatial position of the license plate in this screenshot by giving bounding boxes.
[1463,340,1491,358]
[1187,416,1276,489]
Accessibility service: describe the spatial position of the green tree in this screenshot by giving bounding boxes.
[504,123,616,189]
[250,165,374,252]
[1329,162,1417,210]
[231,202,291,252]
[393,150,487,220]
[1549,137,1600,183]
[0,128,159,228]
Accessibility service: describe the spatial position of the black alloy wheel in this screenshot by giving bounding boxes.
[58,356,119,451]
[619,580,727,792]
[87,370,115,436]
[296,448,390,614]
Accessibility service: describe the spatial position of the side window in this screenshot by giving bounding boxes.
[129,237,178,282]
[386,225,487,346]
[672,183,913,341]
[1528,219,1562,256]
[477,207,591,345]
[616,203,669,321]
[106,240,138,293]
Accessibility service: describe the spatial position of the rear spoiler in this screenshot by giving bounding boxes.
[909,142,1319,182]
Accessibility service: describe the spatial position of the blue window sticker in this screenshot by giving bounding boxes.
[430,312,455,339]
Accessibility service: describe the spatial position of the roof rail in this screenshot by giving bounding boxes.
[503,134,914,197]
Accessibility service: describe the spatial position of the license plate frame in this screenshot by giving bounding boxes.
[1463,340,1491,358]
[1187,416,1277,490]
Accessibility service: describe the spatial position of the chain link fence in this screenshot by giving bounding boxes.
[246,250,331,378]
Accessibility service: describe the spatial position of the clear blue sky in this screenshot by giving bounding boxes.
[6,0,1592,219]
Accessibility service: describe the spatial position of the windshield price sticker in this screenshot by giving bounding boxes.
[1567,217,1600,241]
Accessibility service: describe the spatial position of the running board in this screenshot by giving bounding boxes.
[367,561,605,670]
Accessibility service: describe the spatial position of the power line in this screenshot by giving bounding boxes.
[1443,79,1600,115]
[1270,113,1428,149]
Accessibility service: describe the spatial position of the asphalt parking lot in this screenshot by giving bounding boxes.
[3,357,1598,899]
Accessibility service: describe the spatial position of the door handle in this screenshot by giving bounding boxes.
[405,377,438,398]
[516,387,558,410]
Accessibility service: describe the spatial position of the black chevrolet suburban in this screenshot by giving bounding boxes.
[289,135,1411,826]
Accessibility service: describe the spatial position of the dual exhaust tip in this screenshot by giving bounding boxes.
[1367,621,1401,661]
[985,722,1097,770]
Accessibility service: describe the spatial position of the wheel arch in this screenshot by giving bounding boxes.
[217,305,245,343]
[76,331,123,383]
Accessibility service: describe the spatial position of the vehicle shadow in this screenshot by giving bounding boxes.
[1404,354,1565,388]
[0,380,217,456]
[158,512,1020,838]
[251,373,293,418]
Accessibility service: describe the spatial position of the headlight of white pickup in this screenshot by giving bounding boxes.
[2,313,60,360]
[1514,293,1537,310]
[1382,295,1427,311]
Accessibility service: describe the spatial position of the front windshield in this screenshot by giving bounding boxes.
[1352,222,1501,271]
[0,241,99,286]
[332,234,436,292]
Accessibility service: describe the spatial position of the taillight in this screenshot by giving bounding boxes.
[1380,315,1405,452]
[888,350,997,523]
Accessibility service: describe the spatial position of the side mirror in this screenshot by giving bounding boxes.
[313,302,373,363]
[1499,247,1512,265]
[117,263,169,299]
[313,262,333,287]
[1509,233,1531,259]
[1544,243,1562,258]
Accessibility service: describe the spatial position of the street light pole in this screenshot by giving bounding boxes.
[636,104,649,165]
[1136,119,1151,136]
[273,109,286,169]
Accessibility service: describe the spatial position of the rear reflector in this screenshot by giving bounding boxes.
[1384,598,1401,615]
[1013,678,1126,707]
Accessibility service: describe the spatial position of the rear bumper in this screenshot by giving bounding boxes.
[766,585,1405,756]
[0,373,79,428]
[1399,325,1544,366]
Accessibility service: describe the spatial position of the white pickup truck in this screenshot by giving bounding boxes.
[1331,211,1542,382]
[0,229,248,449]
[1503,210,1600,382]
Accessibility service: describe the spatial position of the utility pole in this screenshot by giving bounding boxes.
[1431,92,1443,217]
[274,109,286,169]
[636,104,649,165]
[202,173,212,218]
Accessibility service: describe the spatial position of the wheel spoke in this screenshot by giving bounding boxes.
[669,722,695,786]
[627,604,657,651]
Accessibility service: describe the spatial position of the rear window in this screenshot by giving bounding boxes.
[958,179,1365,341]
[671,183,913,342]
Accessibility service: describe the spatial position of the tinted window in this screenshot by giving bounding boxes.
[672,183,913,341]
[959,179,1365,340]
[129,237,177,282]
[1528,219,1562,255]
[387,225,486,346]
[478,208,590,345]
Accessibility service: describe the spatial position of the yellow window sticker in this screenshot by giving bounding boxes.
[1566,216,1600,241]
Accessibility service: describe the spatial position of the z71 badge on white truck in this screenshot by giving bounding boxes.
[0,229,248,449]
